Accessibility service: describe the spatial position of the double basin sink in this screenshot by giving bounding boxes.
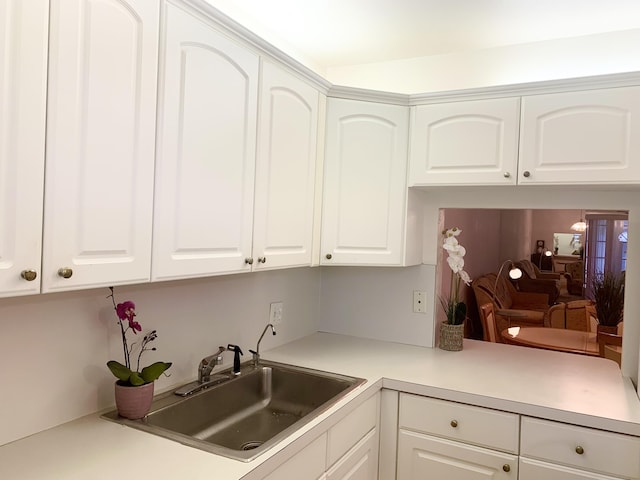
[103,360,365,461]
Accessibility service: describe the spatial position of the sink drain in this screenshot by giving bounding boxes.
[241,441,264,451]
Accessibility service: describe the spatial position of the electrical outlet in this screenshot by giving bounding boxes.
[270,302,283,325]
[413,291,426,314]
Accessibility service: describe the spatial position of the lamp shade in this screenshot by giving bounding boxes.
[571,220,587,232]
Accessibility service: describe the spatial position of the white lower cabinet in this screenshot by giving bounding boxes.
[397,393,519,480]
[257,393,379,480]
[262,434,328,480]
[397,430,517,479]
[520,416,640,480]
[326,429,378,480]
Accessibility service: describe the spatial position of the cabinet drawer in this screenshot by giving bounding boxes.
[521,416,640,478]
[399,393,519,453]
[327,393,379,467]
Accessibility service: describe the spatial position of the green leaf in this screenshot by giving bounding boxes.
[107,361,132,382]
[141,361,172,383]
[453,302,467,325]
[128,372,145,386]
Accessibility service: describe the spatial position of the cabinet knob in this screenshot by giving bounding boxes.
[502,464,511,472]
[450,419,458,428]
[258,257,266,264]
[523,170,531,178]
[575,445,584,455]
[57,268,73,279]
[503,172,511,178]
[244,258,254,265]
[325,254,332,260]
[20,270,38,282]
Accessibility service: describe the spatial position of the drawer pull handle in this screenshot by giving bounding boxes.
[450,419,458,428]
[575,445,584,455]
[502,464,511,472]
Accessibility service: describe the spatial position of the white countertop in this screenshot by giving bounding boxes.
[2,333,639,479]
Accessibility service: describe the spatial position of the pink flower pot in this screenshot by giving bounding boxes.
[114,381,154,419]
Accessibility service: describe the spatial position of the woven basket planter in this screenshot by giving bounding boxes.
[439,322,464,351]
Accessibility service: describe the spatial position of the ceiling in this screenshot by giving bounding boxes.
[204,0,640,71]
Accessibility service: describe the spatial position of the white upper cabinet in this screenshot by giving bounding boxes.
[322,99,419,266]
[252,61,319,271]
[0,0,49,297]
[42,0,159,293]
[409,97,521,186]
[152,3,259,280]
[519,86,640,184]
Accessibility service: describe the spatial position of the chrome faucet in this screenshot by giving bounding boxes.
[175,346,228,396]
[249,323,276,367]
[198,345,226,383]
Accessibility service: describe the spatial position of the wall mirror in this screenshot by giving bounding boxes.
[553,232,583,256]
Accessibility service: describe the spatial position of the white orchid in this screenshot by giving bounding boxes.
[440,227,472,325]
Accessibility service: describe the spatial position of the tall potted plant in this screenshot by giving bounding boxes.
[106,287,172,419]
[590,272,624,335]
[439,227,472,351]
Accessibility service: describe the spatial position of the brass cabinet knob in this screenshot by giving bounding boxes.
[502,464,511,472]
[523,170,531,178]
[325,253,332,260]
[503,172,511,178]
[244,258,254,265]
[20,270,37,281]
[575,445,584,455]
[258,257,266,264]
[57,267,73,279]
[450,419,458,428]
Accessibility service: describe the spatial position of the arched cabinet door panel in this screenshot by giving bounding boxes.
[0,0,48,297]
[519,86,640,185]
[322,99,411,266]
[152,3,259,280]
[252,60,319,271]
[43,0,160,292]
[409,97,520,186]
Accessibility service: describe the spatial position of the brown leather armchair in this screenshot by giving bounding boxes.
[514,259,561,304]
[564,261,585,296]
[472,273,549,335]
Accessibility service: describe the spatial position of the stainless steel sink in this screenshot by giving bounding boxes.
[102,360,365,461]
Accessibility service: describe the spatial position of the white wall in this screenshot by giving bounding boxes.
[0,267,321,446]
[327,29,640,94]
[318,265,435,347]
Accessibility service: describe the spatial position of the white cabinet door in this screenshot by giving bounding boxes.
[519,86,640,184]
[0,0,48,297]
[326,429,379,480]
[252,61,319,270]
[409,98,520,186]
[43,0,159,292]
[397,430,518,480]
[322,99,410,265]
[520,458,623,480]
[262,434,327,480]
[152,3,258,280]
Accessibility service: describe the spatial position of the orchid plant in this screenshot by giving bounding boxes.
[440,227,472,325]
[107,287,171,386]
